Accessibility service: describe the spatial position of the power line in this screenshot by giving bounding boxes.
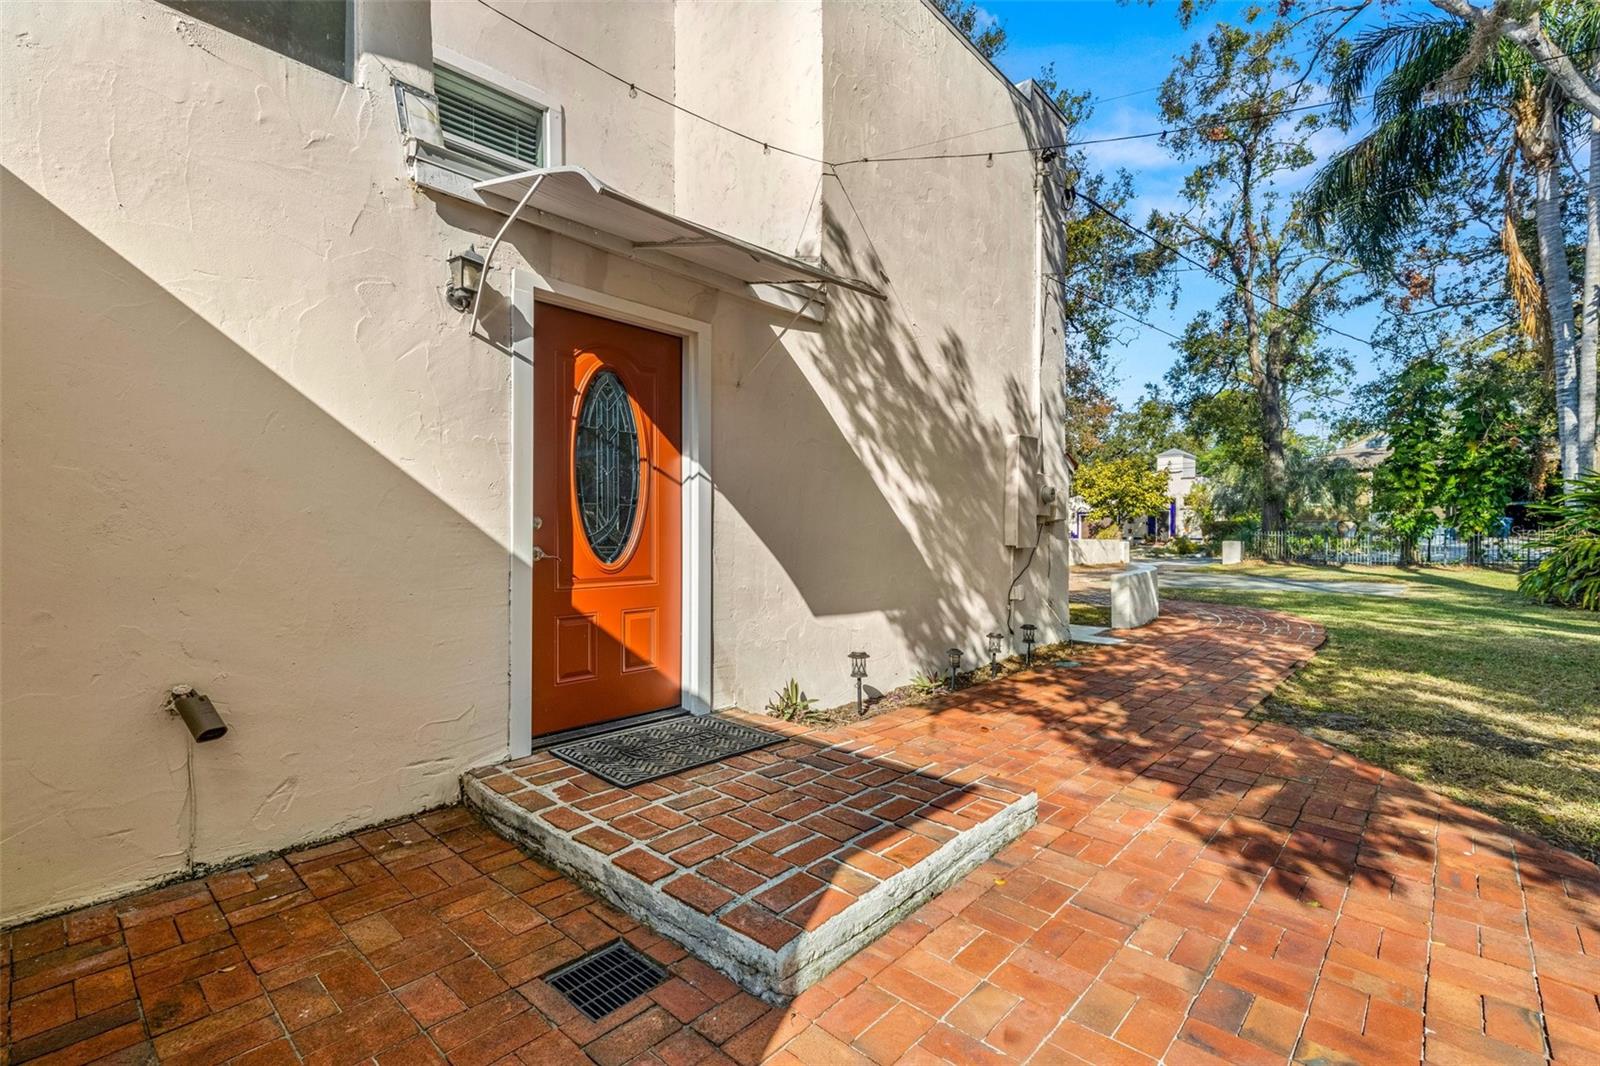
[1071,184,1399,355]
[834,40,1600,167]
[1068,285,1188,342]
[473,0,827,165]
[835,92,1354,166]
[473,0,1599,173]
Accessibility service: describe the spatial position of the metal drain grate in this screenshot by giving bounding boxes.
[546,940,667,1021]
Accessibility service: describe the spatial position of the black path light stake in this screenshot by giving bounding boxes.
[849,651,870,716]
[946,648,963,691]
[986,631,1004,675]
[1020,623,1038,666]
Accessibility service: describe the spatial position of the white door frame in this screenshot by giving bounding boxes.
[509,267,713,758]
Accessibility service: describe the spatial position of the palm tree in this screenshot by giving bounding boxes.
[1304,10,1599,480]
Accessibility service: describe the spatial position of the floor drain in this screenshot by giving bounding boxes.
[546,940,667,1021]
[1052,659,1082,668]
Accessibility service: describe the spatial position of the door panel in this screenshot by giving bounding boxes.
[533,306,682,736]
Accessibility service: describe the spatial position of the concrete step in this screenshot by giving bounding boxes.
[462,717,1035,1002]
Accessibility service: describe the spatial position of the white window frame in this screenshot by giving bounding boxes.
[432,46,565,170]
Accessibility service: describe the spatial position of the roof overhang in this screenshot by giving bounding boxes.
[473,166,885,300]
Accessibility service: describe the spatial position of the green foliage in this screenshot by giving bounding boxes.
[764,678,816,721]
[933,0,1006,59]
[1366,341,1544,554]
[908,672,944,697]
[1076,456,1170,529]
[1304,17,1495,272]
[1371,356,1449,551]
[1029,69,1167,461]
[1095,390,1190,463]
[1437,361,1538,539]
[1520,473,1600,611]
[1149,12,1366,532]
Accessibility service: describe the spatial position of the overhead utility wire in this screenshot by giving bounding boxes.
[1068,185,1534,363]
[473,0,828,165]
[866,40,1600,166]
[834,93,1360,166]
[473,0,1570,354]
[1068,285,1189,343]
[474,1,1599,173]
[1071,184,1413,356]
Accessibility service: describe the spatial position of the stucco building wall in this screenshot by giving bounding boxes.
[1,0,1068,922]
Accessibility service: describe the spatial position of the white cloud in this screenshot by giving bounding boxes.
[1077,103,1181,173]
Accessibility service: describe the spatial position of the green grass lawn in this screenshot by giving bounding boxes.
[1067,602,1112,628]
[1187,563,1399,582]
[1166,566,1600,861]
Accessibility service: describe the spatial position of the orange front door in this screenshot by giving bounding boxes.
[532,306,682,737]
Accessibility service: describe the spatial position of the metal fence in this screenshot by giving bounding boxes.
[1242,529,1547,569]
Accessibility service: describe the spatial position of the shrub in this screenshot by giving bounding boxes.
[1519,472,1600,611]
[765,678,816,720]
[1171,535,1200,554]
[908,671,943,696]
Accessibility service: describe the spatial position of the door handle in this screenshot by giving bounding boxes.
[532,547,560,563]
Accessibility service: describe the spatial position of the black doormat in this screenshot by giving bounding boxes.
[550,715,783,788]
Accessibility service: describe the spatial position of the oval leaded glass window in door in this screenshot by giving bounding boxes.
[574,370,642,564]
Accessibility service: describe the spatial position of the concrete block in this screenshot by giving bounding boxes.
[1109,563,1159,629]
[1070,538,1130,567]
[1221,540,1244,565]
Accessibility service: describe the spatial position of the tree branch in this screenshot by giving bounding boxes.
[1427,0,1600,119]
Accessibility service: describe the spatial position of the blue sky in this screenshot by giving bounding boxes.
[982,0,1435,432]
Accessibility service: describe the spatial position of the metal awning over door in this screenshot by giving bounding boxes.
[473,166,884,300]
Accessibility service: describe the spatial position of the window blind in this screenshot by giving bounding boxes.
[435,66,544,167]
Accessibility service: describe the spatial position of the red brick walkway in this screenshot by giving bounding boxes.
[5,602,1597,1064]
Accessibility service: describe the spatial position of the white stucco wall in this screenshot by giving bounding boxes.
[701,1,1070,709]
[0,0,522,923]
[1,0,1068,921]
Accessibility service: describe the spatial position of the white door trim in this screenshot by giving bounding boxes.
[508,268,713,759]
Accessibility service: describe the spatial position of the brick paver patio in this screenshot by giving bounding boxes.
[5,602,1597,1064]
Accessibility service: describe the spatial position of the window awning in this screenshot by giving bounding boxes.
[473,166,885,300]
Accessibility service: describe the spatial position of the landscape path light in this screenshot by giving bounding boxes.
[946,648,963,691]
[849,651,870,717]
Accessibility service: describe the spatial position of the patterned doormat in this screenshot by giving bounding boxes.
[550,715,784,788]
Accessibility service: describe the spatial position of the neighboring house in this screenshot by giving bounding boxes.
[1122,448,1205,539]
[1068,495,1093,539]
[1325,433,1392,471]
[1323,433,1391,522]
[0,0,1073,920]
[1156,449,1206,537]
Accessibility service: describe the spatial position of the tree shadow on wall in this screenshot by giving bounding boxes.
[715,209,1039,678]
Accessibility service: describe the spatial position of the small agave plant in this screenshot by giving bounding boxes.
[765,678,816,721]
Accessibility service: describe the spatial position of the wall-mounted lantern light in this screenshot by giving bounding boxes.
[1020,623,1038,666]
[167,684,228,742]
[985,631,1004,675]
[946,648,963,691]
[849,651,870,716]
[446,246,485,312]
